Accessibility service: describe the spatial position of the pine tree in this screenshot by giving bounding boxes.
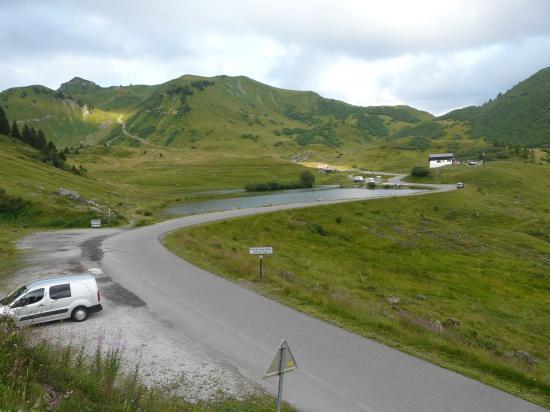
[21,124,32,145]
[0,106,10,135]
[35,129,47,151]
[29,127,38,149]
[10,121,21,140]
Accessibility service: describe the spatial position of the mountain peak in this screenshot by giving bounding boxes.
[58,77,100,93]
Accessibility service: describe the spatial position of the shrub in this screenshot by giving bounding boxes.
[366,182,376,189]
[411,166,431,177]
[299,170,315,188]
[309,222,327,236]
[246,171,315,192]
[0,189,32,220]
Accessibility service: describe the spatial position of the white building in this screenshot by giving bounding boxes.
[429,153,454,168]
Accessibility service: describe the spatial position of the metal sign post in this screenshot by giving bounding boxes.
[250,247,273,280]
[265,339,297,412]
[276,345,286,412]
[259,255,263,279]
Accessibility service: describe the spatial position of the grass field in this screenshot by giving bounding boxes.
[165,160,550,407]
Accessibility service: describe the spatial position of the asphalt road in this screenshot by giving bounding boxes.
[101,191,545,411]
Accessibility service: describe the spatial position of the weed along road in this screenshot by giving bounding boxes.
[97,184,545,412]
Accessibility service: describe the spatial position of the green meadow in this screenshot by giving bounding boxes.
[165,160,550,407]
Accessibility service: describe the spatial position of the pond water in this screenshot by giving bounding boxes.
[165,186,426,216]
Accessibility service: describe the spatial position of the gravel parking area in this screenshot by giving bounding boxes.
[5,228,255,401]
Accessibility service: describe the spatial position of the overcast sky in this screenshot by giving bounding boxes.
[2,0,550,114]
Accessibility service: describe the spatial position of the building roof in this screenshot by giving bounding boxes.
[429,153,454,159]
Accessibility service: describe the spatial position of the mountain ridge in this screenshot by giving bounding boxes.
[1,68,549,152]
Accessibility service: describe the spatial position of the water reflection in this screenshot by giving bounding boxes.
[165,186,425,216]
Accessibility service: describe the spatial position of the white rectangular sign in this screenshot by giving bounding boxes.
[91,219,102,228]
[249,247,273,255]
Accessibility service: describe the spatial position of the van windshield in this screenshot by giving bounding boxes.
[0,285,27,305]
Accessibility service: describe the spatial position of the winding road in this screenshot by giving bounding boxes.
[97,182,545,412]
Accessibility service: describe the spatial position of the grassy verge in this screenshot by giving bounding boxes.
[0,319,293,411]
[165,160,550,407]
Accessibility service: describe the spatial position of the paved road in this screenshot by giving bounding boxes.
[101,193,544,411]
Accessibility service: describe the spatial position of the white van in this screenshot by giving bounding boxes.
[0,274,102,326]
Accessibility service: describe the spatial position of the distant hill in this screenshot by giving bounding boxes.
[442,67,550,147]
[2,68,548,159]
[0,75,432,155]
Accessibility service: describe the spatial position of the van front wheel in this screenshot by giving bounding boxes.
[72,306,88,322]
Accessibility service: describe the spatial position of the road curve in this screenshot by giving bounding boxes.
[101,190,544,411]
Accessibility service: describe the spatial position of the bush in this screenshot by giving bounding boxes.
[366,182,376,189]
[411,166,431,177]
[299,170,315,188]
[0,189,32,220]
[309,222,327,236]
[246,171,315,192]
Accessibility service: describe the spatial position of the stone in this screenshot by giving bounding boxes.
[445,318,461,328]
[431,320,443,333]
[387,296,400,305]
[416,294,427,300]
[515,351,537,365]
[57,188,81,201]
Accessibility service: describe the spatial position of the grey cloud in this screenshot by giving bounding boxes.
[2,0,550,114]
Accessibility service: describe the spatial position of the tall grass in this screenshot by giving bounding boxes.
[0,319,292,411]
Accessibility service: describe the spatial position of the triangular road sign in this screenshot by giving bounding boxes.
[264,339,298,378]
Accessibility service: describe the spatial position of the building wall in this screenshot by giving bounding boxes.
[429,159,453,168]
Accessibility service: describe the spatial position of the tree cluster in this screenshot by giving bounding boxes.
[245,170,315,192]
[0,106,87,176]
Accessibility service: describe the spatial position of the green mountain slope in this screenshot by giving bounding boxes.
[1,75,433,157]
[442,67,550,147]
[0,84,120,145]
[3,67,548,161]
[0,134,129,226]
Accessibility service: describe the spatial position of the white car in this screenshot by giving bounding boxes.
[0,274,102,326]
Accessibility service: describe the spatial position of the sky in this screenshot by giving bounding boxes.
[1,0,550,114]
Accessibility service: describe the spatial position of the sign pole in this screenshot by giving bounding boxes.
[276,345,286,412]
[259,255,263,280]
[264,339,297,412]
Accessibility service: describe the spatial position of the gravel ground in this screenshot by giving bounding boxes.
[5,228,255,402]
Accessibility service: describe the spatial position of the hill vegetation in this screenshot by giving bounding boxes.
[442,67,550,147]
[2,68,549,166]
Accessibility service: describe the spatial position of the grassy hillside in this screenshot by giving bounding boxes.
[165,160,550,407]
[0,134,130,227]
[442,67,550,147]
[1,74,476,167]
[3,68,549,166]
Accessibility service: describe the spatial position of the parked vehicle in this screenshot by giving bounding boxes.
[0,274,102,326]
[456,182,465,189]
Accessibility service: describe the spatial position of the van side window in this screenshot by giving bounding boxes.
[12,288,44,307]
[50,284,71,299]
